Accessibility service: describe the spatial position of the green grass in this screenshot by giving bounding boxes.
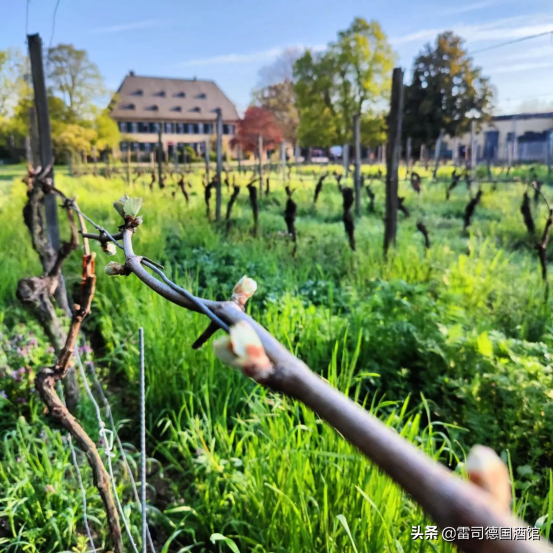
[0,162,552,551]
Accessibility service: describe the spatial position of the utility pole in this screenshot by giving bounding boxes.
[384,68,404,256]
[215,108,223,221]
[157,125,163,188]
[258,134,264,196]
[353,113,361,216]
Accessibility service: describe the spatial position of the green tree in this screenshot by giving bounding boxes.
[0,48,27,119]
[53,124,97,157]
[92,109,120,152]
[253,48,301,145]
[294,18,395,147]
[403,31,494,149]
[47,44,104,120]
[253,82,299,146]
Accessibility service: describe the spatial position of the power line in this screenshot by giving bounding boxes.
[25,0,30,36]
[49,0,62,49]
[470,30,553,55]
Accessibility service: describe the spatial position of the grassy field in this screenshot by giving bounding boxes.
[0,162,552,552]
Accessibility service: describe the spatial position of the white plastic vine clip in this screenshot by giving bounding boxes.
[100,427,116,458]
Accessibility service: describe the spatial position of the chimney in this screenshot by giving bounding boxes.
[129,70,135,76]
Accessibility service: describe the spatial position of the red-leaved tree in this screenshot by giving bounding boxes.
[231,106,283,154]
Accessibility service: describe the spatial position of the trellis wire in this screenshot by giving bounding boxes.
[139,327,147,553]
[83,350,156,552]
[56,381,96,552]
[75,347,140,553]
[69,434,97,552]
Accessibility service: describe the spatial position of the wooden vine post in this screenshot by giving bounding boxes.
[433,128,444,179]
[157,124,163,189]
[215,108,223,221]
[384,67,404,255]
[27,33,80,411]
[470,119,476,182]
[281,140,286,183]
[353,112,361,216]
[258,134,264,197]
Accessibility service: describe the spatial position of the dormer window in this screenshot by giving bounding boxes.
[121,103,135,110]
[131,89,143,96]
[154,91,166,97]
[146,105,159,111]
[195,93,207,99]
[174,91,186,98]
[190,106,201,113]
[170,106,182,112]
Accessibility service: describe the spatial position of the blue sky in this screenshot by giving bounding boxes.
[2,0,553,115]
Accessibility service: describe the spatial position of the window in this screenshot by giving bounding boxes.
[118,122,126,132]
[190,106,201,113]
[195,93,207,99]
[154,91,166,97]
[146,105,159,111]
[139,143,146,151]
[193,124,200,134]
[176,123,184,134]
[174,91,186,98]
[120,142,128,151]
[204,123,213,134]
[223,124,235,135]
[131,89,143,96]
[165,122,174,133]
[121,103,135,110]
[170,106,182,112]
[131,122,138,133]
[149,122,158,133]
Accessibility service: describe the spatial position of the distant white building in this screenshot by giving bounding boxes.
[445,111,553,163]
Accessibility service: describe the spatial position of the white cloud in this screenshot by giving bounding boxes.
[391,14,553,47]
[178,44,325,67]
[89,20,168,34]
[441,0,498,16]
